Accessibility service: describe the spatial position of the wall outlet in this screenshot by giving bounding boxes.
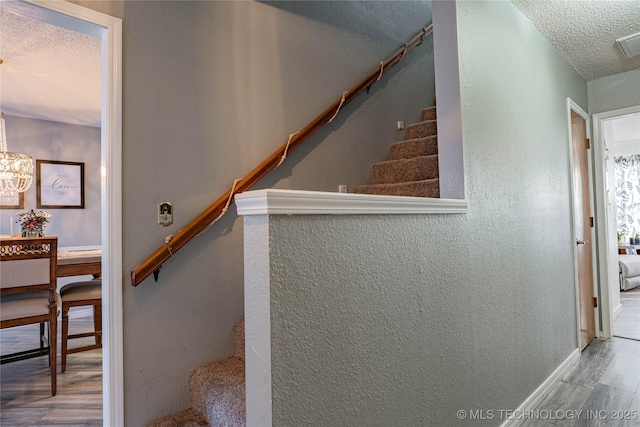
[338,185,348,193]
[158,202,173,226]
[397,121,405,130]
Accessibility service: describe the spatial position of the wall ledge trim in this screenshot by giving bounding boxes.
[236,189,468,216]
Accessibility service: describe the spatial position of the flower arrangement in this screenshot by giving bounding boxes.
[16,209,51,237]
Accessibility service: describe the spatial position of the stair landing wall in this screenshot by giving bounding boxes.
[238,191,473,427]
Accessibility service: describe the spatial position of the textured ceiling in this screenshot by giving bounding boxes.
[512,0,640,82]
[0,1,638,128]
[0,8,101,127]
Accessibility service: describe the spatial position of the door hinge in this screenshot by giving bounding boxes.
[586,138,591,149]
[593,297,598,308]
[590,216,594,228]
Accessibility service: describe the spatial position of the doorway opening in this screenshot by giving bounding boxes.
[0,1,123,424]
[593,106,640,343]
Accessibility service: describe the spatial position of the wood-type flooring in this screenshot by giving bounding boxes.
[1,304,639,426]
[522,338,640,426]
[1,310,102,426]
[614,287,640,341]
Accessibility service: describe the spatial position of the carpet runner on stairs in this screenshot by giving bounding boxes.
[147,319,246,427]
[353,106,440,198]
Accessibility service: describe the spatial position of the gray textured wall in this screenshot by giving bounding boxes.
[72,1,434,424]
[588,69,640,115]
[255,1,588,425]
[0,115,101,247]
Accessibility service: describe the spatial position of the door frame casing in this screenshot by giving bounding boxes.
[18,1,124,425]
[592,104,640,339]
[566,98,597,350]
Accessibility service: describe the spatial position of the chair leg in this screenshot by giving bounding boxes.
[40,322,45,348]
[93,303,102,346]
[48,312,57,396]
[61,302,69,374]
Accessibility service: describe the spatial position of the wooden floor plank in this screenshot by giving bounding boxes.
[614,287,640,341]
[578,383,635,427]
[598,352,640,393]
[523,338,640,427]
[521,381,593,426]
[2,304,638,426]
[1,314,102,427]
[562,339,623,388]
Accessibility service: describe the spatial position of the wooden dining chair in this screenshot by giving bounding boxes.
[0,237,59,396]
[60,279,102,372]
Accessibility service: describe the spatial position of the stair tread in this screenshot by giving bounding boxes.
[373,155,438,184]
[145,408,209,427]
[148,320,246,427]
[375,154,437,166]
[421,106,437,121]
[191,356,246,427]
[353,179,440,198]
[355,178,439,186]
[392,135,437,145]
[409,119,436,125]
[406,119,437,139]
[391,136,438,160]
[407,120,436,129]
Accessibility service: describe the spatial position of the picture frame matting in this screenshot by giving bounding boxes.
[36,160,85,209]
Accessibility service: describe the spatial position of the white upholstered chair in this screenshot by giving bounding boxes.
[0,237,59,396]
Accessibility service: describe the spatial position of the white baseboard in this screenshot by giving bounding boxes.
[613,303,622,321]
[500,348,580,427]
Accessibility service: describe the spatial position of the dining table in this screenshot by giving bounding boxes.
[57,249,102,278]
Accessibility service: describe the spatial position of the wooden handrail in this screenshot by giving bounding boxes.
[131,24,433,286]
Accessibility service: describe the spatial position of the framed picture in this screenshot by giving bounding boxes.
[0,192,25,209]
[36,160,85,209]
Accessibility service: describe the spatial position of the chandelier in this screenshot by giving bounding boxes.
[0,112,34,195]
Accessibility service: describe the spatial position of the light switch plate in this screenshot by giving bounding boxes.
[158,202,173,226]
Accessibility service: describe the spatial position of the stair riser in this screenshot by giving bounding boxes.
[353,180,440,198]
[145,408,209,427]
[373,156,438,184]
[421,107,436,121]
[190,358,246,427]
[148,319,247,427]
[407,120,438,139]
[407,120,437,139]
[233,319,245,361]
[390,137,437,160]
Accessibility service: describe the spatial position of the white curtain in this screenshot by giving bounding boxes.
[615,154,640,239]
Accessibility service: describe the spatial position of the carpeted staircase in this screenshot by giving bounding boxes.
[146,108,439,427]
[352,106,439,197]
[147,319,246,427]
